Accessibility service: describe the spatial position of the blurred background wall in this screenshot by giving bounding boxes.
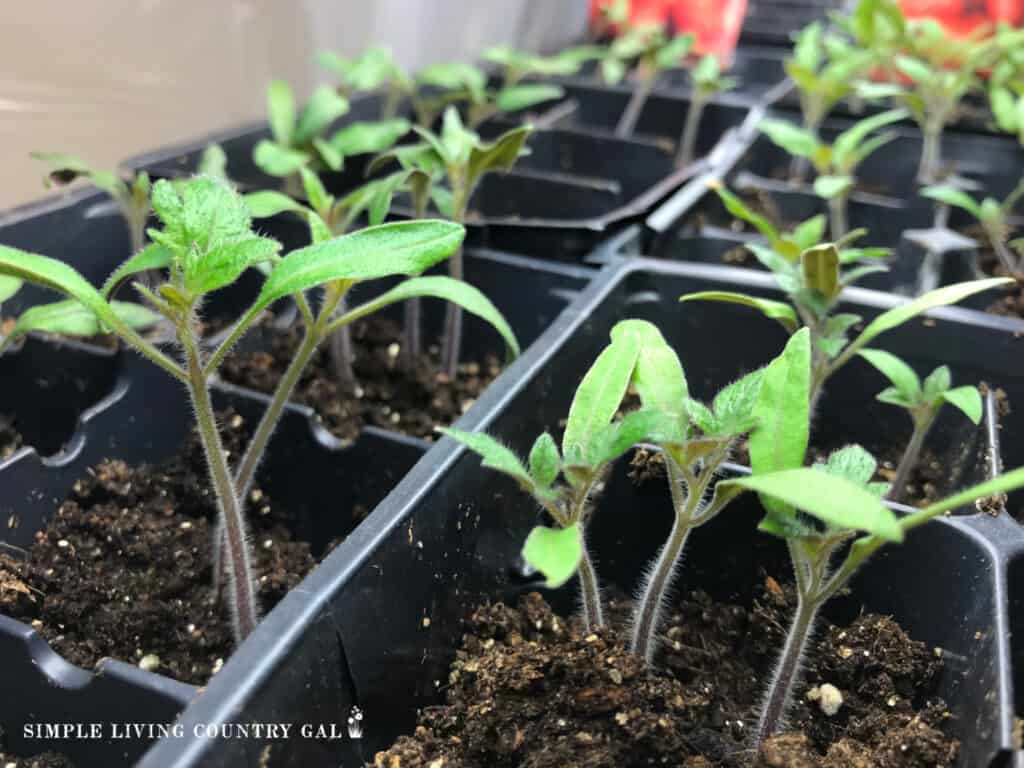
[0,0,587,208]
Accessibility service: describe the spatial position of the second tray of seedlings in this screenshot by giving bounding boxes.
[381,275,1024,765]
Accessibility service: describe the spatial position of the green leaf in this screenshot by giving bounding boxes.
[299,168,332,216]
[562,334,640,467]
[801,244,841,300]
[691,54,721,86]
[655,33,694,70]
[101,243,173,299]
[759,119,820,158]
[942,386,983,424]
[791,215,827,251]
[610,319,688,443]
[467,125,532,190]
[244,190,308,219]
[831,109,907,169]
[185,236,281,296]
[0,245,136,340]
[793,21,823,71]
[250,220,465,318]
[588,409,666,466]
[813,174,854,199]
[338,275,519,360]
[683,399,717,435]
[313,138,344,172]
[815,444,882,490]
[9,299,159,340]
[148,178,253,256]
[991,86,1018,133]
[921,185,983,218]
[495,84,564,114]
[750,328,811,476]
[845,278,1014,359]
[896,55,934,84]
[680,291,798,332]
[30,152,127,200]
[295,86,350,145]
[522,524,583,589]
[0,275,24,304]
[713,185,780,245]
[720,469,903,541]
[859,348,921,404]
[440,428,531,486]
[197,144,228,181]
[266,81,297,146]
[712,369,766,437]
[529,433,560,489]
[253,140,310,177]
[329,119,411,156]
[417,62,487,95]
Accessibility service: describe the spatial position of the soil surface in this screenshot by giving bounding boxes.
[375,590,956,768]
[961,224,1024,319]
[1,412,23,460]
[0,752,75,768]
[217,315,500,442]
[0,411,318,685]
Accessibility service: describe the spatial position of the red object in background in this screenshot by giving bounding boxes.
[589,0,748,61]
[898,0,1024,33]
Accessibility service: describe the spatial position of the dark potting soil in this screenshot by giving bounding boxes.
[375,590,955,767]
[217,315,500,442]
[0,411,318,685]
[1,412,23,460]
[0,751,75,768]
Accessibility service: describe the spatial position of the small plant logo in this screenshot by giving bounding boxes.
[347,706,364,740]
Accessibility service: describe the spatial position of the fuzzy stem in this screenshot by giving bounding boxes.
[630,456,700,662]
[755,541,821,748]
[181,320,258,642]
[327,295,357,390]
[676,94,707,168]
[986,222,1020,275]
[401,194,430,370]
[440,189,469,378]
[233,284,346,499]
[577,538,605,632]
[827,194,849,241]
[917,123,943,185]
[615,72,654,138]
[887,408,936,504]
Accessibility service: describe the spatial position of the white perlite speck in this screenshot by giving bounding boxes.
[807,683,844,716]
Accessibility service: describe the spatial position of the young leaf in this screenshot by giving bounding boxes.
[329,119,411,156]
[249,221,465,318]
[750,328,811,476]
[562,335,640,466]
[610,319,688,442]
[711,369,766,436]
[858,348,921,403]
[8,299,159,340]
[185,237,281,296]
[759,119,820,158]
[831,109,907,169]
[713,185,780,245]
[467,125,532,189]
[294,86,350,145]
[791,215,827,251]
[813,174,854,199]
[299,168,332,216]
[814,444,886,496]
[266,81,296,146]
[313,138,344,172]
[720,469,903,541]
[680,292,798,333]
[921,365,951,399]
[440,428,531,487]
[197,144,228,180]
[253,141,311,177]
[529,433,560,489]
[101,243,173,299]
[942,386,983,424]
[522,524,583,589]
[588,409,666,466]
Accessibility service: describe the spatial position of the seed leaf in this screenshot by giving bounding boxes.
[522,524,582,589]
[0,276,22,304]
[295,86,350,145]
[336,275,519,361]
[611,320,688,443]
[244,190,308,219]
[588,409,666,467]
[101,243,174,299]
[441,428,531,487]
[921,185,982,218]
[267,81,296,146]
[495,84,564,113]
[562,334,640,466]
[942,386,983,424]
[254,141,311,177]
[10,299,159,340]
[858,349,921,403]
[759,119,819,158]
[467,125,532,189]
[750,328,811,477]
[680,291,798,333]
